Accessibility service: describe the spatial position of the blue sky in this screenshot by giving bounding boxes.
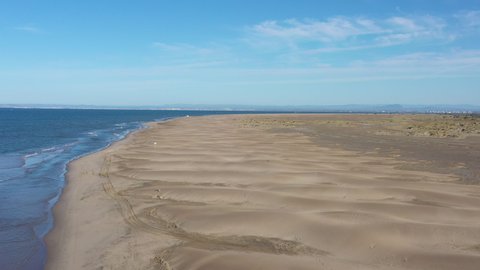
[1,0,480,106]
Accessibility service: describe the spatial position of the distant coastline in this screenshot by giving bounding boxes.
[1,104,480,114]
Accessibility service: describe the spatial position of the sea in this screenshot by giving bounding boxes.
[0,108,257,270]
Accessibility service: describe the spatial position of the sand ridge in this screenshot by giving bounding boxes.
[46,114,480,270]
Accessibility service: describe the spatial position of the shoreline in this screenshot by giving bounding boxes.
[45,116,184,267]
[45,114,480,270]
[44,119,162,269]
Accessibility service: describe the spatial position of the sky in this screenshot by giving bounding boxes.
[1,0,480,106]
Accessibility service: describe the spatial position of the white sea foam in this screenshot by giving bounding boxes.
[64,141,80,147]
[41,146,56,152]
[24,152,39,158]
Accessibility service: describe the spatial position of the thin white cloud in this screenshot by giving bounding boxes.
[13,25,42,34]
[152,42,216,55]
[387,17,420,31]
[372,50,480,71]
[150,41,239,68]
[151,42,236,65]
[455,10,480,27]
[247,14,455,53]
[5,50,479,82]
[144,11,480,80]
[251,17,387,43]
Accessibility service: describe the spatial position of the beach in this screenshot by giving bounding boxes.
[46,114,480,270]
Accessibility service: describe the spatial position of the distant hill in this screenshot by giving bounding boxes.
[1,104,479,113]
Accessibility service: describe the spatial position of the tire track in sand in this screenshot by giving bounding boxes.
[100,155,327,267]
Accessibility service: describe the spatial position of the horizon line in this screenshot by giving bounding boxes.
[1,103,480,113]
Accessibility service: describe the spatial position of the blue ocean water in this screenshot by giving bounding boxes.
[0,108,254,270]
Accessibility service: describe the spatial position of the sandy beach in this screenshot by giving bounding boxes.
[46,114,480,270]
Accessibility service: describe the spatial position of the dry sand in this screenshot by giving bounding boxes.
[46,114,480,270]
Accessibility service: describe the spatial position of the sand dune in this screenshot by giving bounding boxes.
[46,115,480,270]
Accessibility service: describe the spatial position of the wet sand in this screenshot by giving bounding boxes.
[46,114,480,270]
